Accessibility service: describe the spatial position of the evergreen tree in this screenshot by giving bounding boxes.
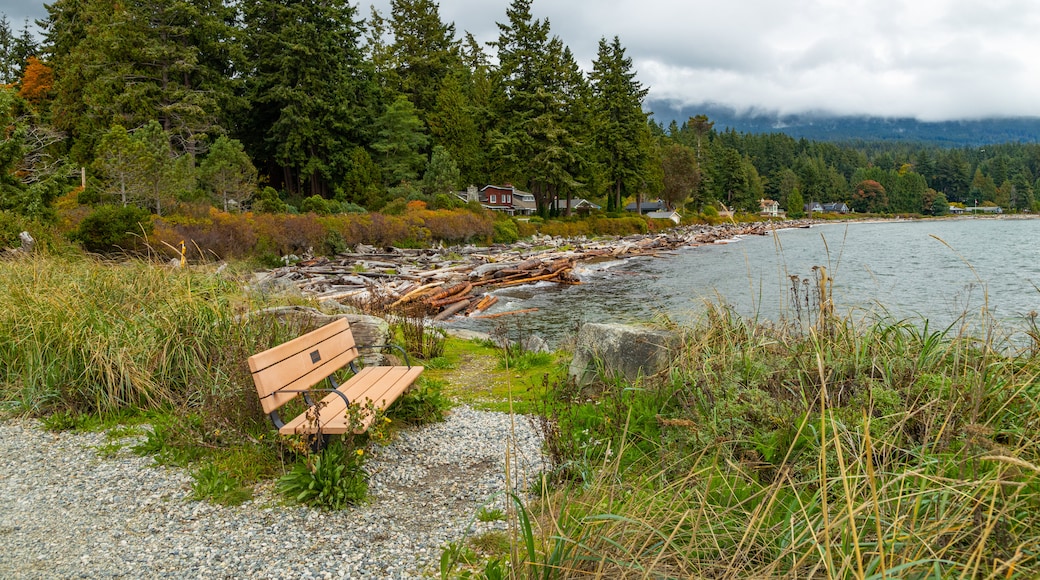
[422,145,460,196]
[427,72,482,185]
[44,0,237,161]
[134,120,193,215]
[709,145,750,210]
[199,136,257,212]
[94,124,148,207]
[371,95,429,187]
[891,171,927,213]
[241,0,375,198]
[339,146,384,209]
[589,36,651,212]
[0,15,15,84]
[787,186,805,218]
[488,0,551,187]
[0,86,66,219]
[385,0,461,120]
[12,19,39,75]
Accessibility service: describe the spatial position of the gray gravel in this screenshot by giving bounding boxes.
[0,406,545,579]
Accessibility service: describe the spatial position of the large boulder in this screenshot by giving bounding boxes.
[243,306,392,366]
[568,322,679,387]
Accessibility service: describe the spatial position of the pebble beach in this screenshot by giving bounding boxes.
[0,406,544,579]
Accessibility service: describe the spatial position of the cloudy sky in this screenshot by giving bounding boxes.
[7,0,1040,121]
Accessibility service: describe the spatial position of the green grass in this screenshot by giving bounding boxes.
[454,305,1040,578]
[191,464,253,506]
[422,337,566,414]
[477,506,505,522]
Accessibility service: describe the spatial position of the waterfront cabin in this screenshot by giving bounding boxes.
[625,199,669,214]
[552,198,601,216]
[647,210,682,224]
[759,199,783,218]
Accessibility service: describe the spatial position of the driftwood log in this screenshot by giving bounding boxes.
[251,221,805,322]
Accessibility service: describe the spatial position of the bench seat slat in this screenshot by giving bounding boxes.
[279,365,424,435]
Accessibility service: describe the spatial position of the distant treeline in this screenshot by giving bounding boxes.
[652,102,1040,147]
[0,0,1038,240]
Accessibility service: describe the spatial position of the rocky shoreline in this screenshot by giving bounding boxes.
[255,219,818,319]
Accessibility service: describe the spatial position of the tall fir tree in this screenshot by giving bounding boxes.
[371,95,429,187]
[385,0,461,121]
[241,0,375,197]
[43,0,237,161]
[589,36,651,212]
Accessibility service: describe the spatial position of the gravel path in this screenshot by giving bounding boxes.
[0,407,545,579]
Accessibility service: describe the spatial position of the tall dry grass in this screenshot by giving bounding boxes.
[487,303,1040,578]
[0,254,286,424]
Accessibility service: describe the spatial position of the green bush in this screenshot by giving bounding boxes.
[381,198,408,216]
[492,219,519,244]
[277,442,368,510]
[73,204,153,253]
[299,195,333,215]
[0,210,29,247]
[387,381,451,425]
[253,187,288,213]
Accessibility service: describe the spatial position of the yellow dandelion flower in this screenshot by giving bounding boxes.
[356,449,364,456]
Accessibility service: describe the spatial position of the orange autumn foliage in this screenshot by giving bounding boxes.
[18,57,53,107]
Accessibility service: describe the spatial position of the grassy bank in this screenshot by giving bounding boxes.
[448,304,1040,578]
[4,254,1039,576]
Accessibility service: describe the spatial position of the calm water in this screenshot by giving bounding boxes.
[452,218,1040,345]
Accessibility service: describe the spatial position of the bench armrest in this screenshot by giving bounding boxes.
[357,343,413,368]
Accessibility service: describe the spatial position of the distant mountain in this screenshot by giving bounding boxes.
[647,101,1040,146]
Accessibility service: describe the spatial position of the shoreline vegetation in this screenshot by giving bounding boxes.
[2,215,1040,577]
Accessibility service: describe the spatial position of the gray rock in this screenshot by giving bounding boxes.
[568,322,679,386]
[520,335,550,354]
[19,231,34,253]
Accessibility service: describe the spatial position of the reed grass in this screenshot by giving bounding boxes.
[456,302,1040,578]
[0,254,283,423]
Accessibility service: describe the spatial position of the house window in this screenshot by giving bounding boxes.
[505,195,511,204]
[490,194,497,203]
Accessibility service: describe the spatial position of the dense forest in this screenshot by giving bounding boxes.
[652,102,1040,147]
[2,0,1040,242]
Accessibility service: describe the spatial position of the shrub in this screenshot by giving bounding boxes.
[381,198,408,216]
[73,204,153,253]
[253,187,288,213]
[153,208,258,261]
[299,195,334,215]
[276,442,367,510]
[420,208,494,242]
[492,219,519,244]
[516,219,537,238]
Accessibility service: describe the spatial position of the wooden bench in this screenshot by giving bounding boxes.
[248,318,423,438]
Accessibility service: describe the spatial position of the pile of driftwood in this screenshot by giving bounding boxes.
[252,221,794,321]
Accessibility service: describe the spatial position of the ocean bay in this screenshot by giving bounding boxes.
[457,218,1040,344]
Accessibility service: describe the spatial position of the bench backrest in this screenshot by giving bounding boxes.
[248,318,360,414]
